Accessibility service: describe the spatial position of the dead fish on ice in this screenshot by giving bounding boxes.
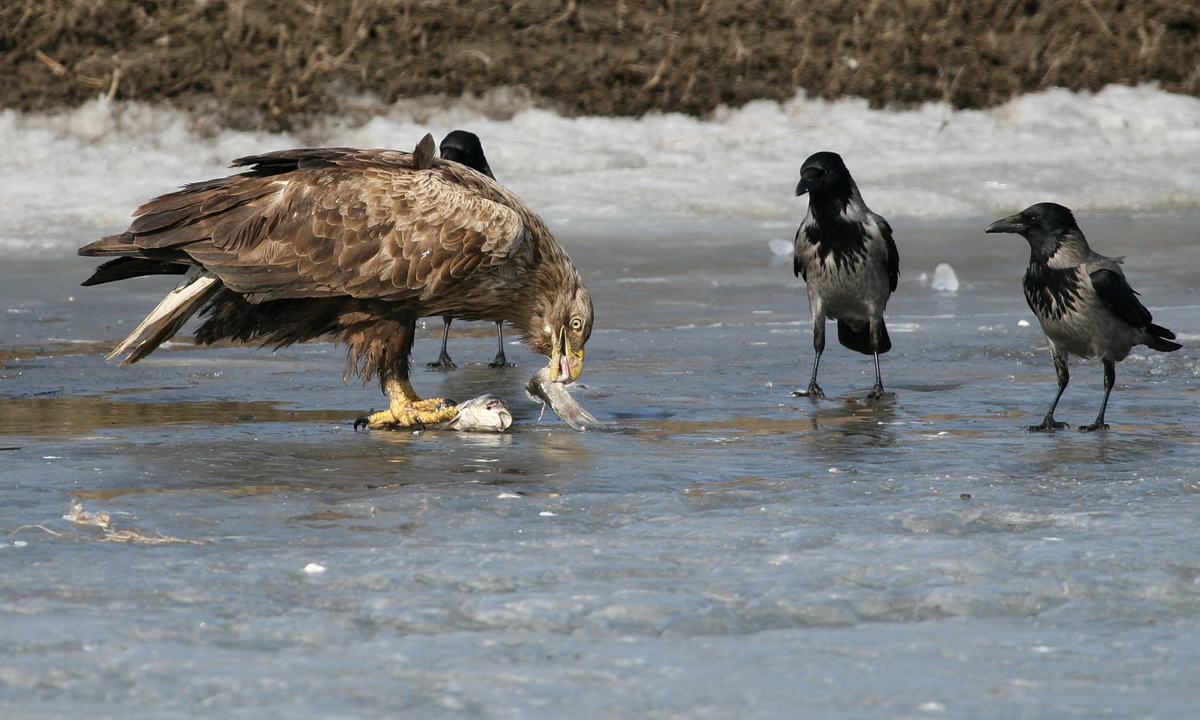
[526,366,601,431]
[430,394,513,432]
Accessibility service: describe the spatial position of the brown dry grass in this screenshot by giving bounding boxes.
[3,0,1199,130]
[10,500,203,545]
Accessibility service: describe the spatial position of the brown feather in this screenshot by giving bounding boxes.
[81,256,188,285]
[413,134,437,170]
[79,143,593,394]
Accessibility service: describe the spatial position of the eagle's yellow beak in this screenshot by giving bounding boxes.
[549,327,585,383]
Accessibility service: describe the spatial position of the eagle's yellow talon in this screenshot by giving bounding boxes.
[362,408,403,429]
[411,398,456,413]
[412,400,460,425]
[361,397,458,430]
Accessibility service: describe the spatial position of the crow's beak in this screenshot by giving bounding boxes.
[795,178,813,197]
[985,213,1025,234]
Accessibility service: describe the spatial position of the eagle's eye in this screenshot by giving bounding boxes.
[570,317,583,332]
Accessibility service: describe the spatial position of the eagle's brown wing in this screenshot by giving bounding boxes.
[83,148,530,305]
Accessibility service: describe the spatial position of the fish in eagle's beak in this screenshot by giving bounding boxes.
[529,325,598,431]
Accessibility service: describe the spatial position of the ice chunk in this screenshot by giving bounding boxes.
[768,238,793,256]
[931,263,959,292]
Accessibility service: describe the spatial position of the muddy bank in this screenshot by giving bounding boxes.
[3,0,1198,130]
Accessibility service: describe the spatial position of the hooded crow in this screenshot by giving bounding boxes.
[428,130,513,370]
[985,202,1181,432]
[791,151,899,400]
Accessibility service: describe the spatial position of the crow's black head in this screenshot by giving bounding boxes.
[795,151,854,198]
[985,202,1080,240]
[439,130,495,179]
[986,202,1087,264]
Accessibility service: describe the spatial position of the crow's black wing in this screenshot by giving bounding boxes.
[874,213,899,292]
[1091,268,1152,329]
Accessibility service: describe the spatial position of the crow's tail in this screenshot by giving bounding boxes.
[1145,323,1182,353]
[837,319,891,355]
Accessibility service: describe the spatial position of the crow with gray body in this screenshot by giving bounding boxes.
[985,202,1181,432]
[791,151,899,400]
[429,130,512,370]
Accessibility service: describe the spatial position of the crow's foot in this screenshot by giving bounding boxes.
[427,355,457,371]
[866,385,895,402]
[790,383,825,399]
[1078,422,1109,433]
[1027,417,1068,433]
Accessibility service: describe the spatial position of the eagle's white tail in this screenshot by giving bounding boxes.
[108,269,222,364]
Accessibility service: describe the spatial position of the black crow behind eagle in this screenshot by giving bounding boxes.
[427,130,513,370]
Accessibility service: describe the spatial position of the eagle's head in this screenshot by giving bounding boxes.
[521,275,597,430]
[535,277,592,385]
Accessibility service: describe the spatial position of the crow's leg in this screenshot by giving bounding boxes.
[1079,359,1114,432]
[489,322,513,368]
[865,315,888,400]
[427,317,456,370]
[866,351,886,400]
[792,315,826,399]
[1029,351,1070,432]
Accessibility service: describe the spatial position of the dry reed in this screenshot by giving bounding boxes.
[2,0,1197,130]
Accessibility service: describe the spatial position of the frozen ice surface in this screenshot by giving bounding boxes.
[2,88,1200,718]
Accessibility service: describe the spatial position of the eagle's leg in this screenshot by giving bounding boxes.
[351,314,457,430]
[1079,359,1114,432]
[1029,351,1070,432]
[358,378,458,430]
[427,317,457,370]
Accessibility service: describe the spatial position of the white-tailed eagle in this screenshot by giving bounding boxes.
[78,134,596,430]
